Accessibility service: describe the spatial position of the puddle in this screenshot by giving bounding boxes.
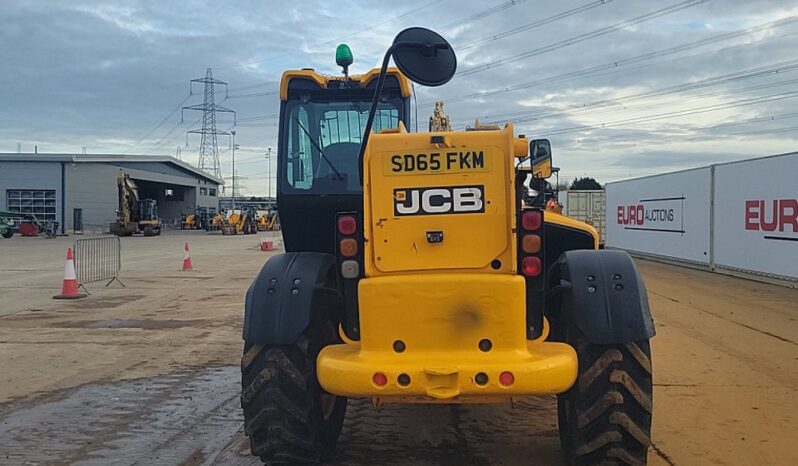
[57,319,205,330]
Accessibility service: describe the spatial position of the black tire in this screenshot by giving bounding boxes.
[557,326,653,466]
[2,230,12,239]
[241,315,347,464]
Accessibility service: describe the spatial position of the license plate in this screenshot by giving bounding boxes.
[383,149,491,175]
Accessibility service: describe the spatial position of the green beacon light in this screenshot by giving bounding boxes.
[336,43,353,78]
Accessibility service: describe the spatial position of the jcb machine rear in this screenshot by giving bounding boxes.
[241,28,655,465]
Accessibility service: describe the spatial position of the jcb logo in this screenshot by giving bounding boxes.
[394,185,485,216]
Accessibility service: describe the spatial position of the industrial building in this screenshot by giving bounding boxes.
[0,153,222,234]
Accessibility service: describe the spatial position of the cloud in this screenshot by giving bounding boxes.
[74,5,157,35]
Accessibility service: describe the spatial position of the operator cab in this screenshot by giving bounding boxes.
[277,51,412,254]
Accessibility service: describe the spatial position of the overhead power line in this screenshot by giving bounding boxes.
[570,111,798,147]
[509,79,798,127]
[234,122,279,128]
[432,15,798,105]
[443,0,530,29]
[458,0,616,50]
[538,90,798,135]
[225,0,447,91]
[472,58,798,125]
[458,0,711,77]
[145,116,199,154]
[701,112,798,130]
[225,82,279,95]
[573,123,798,152]
[237,113,279,122]
[125,93,192,154]
[226,0,531,94]
[226,90,278,99]
[726,124,798,137]
[324,0,446,44]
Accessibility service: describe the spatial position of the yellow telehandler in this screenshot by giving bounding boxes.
[241,28,654,465]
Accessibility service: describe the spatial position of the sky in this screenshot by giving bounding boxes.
[2,0,798,196]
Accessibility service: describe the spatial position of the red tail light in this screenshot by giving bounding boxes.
[521,210,542,231]
[499,371,515,386]
[337,215,357,235]
[522,256,542,277]
[372,372,388,387]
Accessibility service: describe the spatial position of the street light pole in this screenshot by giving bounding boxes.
[265,147,272,210]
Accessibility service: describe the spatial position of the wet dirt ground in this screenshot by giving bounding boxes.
[0,366,564,466]
[1,232,797,465]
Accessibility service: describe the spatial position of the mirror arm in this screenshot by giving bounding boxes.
[358,44,397,186]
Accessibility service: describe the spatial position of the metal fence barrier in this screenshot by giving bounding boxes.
[74,236,124,291]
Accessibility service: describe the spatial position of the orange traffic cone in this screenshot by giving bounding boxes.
[182,242,194,271]
[53,247,86,299]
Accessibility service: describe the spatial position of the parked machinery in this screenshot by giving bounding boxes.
[109,170,161,237]
[222,208,258,235]
[428,100,453,132]
[0,212,15,238]
[0,213,14,238]
[137,199,160,236]
[181,208,214,231]
[0,211,58,238]
[240,30,655,465]
[209,211,225,232]
[181,212,197,230]
[256,209,280,231]
[196,208,214,231]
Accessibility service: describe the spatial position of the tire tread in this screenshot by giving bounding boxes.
[241,317,346,464]
[560,337,653,466]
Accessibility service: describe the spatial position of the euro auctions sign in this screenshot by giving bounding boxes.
[616,197,684,234]
[744,199,798,239]
[605,167,711,264]
[714,153,798,280]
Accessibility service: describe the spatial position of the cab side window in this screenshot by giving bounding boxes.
[286,106,314,190]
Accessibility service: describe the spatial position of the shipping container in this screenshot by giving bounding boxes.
[605,152,797,285]
[605,167,712,265]
[566,190,606,245]
[713,153,798,281]
[558,189,568,216]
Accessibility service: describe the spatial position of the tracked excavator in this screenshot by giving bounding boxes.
[109,170,161,236]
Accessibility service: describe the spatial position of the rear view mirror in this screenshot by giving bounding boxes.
[530,139,552,179]
[357,27,457,184]
[392,27,457,87]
